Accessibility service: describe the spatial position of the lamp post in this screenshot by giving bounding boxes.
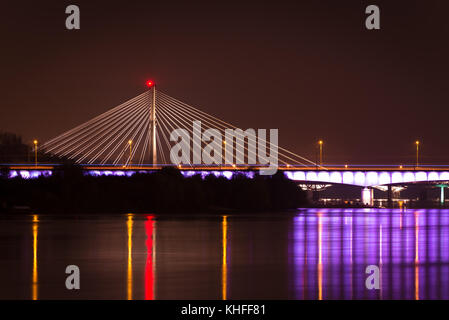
[318,140,323,166]
[222,140,226,168]
[415,140,420,168]
[128,140,133,167]
[33,140,38,167]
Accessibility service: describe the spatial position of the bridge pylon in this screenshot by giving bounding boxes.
[147,81,157,166]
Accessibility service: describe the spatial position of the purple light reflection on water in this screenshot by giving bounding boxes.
[292,209,449,299]
[1,206,448,299]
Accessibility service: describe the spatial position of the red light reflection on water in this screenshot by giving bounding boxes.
[145,215,155,300]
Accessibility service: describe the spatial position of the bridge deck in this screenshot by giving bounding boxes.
[3,164,449,187]
[4,164,449,171]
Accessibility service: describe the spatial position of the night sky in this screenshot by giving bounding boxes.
[1,0,449,165]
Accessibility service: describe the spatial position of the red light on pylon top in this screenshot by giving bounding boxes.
[146,80,154,88]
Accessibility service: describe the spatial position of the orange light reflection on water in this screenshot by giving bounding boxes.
[127,214,133,300]
[222,215,228,300]
[32,214,38,300]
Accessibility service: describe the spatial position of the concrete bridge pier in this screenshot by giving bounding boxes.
[362,187,374,206]
[387,185,393,208]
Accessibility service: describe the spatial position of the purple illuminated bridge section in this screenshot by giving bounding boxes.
[7,170,53,179]
[284,169,449,187]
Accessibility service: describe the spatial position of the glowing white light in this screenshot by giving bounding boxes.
[428,171,439,181]
[379,172,391,185]
[284,171,294,180]
[441,172,449,181]
[20,171,30,179]
[222,171,233,179]
[293,171,306,181]
[343,171,354,184]
[415,171,427,182]
[392,172,403,184]
[183,171,196,177]
[362,187,372,205]
[317,171,330,182]
[30,171,41,179]
[403,172,415,183]
[366,172,379,186]
[125,171,136,177]
[330,171,342,184]
[9,170,18,178]
[306,171,318,181]
[354,172,366,186]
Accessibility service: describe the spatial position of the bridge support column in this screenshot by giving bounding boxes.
[387,185,393,208]
[362,187,374,206]
[440,186,446,206]
[151,85,157,166]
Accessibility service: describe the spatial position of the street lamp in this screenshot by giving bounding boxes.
[318,140,323,166]
[128,140,133,166]
[222,140,226,166]
[33,140,38,167]
[415,140,420,168]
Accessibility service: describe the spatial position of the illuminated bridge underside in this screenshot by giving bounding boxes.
[285,170,449,187]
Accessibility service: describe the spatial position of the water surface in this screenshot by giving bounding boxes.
[0,208,448,299]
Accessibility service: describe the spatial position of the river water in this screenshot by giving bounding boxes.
[0,208,448,299]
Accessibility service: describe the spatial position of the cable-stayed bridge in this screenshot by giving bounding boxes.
[3,84,449,205]
[40,85,315,168]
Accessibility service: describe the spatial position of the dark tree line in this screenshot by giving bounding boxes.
[0,166,308,214]
[0,132,31,163]
[0,131,61,163]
